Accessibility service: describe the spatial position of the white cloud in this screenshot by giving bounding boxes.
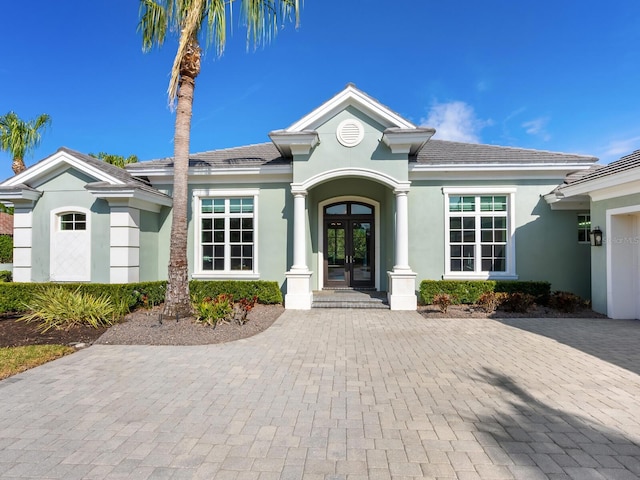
[601,135,640,159]
[522,117,551,141]
[420,101,490,143]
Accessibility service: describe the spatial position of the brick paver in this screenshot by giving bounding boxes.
[1,310,640,479]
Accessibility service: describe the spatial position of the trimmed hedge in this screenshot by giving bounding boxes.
[420,280,550,306]
[189,280,282,305]
[0,235,12,263]
[0,279,282,313]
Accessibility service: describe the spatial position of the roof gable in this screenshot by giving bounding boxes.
[285,83,416,132]
[0,147,131,188]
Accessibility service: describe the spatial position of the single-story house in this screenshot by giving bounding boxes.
[547,150,640,319]
[0,84,601,310]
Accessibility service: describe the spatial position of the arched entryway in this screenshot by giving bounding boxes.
[323,201,375,289]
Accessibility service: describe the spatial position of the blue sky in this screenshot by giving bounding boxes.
[1,1,639,181]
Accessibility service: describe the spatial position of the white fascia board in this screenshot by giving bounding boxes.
[286,85,415,132]
[409,163,590,181]
[133,165,293,183]
[0,188,42,203]
[88,188,173,212]
[560,169,640,199]
[2,151,124,187]
[544,192,591,210]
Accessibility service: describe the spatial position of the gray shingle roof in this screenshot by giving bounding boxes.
[56,147,154,187]
[413,140,597,164]
[129,139,597,172]
[127,143,287,170]
[558,149,640,188]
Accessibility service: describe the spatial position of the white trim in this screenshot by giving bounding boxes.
[410,163,592,182]
[336,119,364,147]
[293,168,410,193]
[606,205,640,319]
[589,180,640,202]
[49,206,92,282]
[12,208,33,282]
[317,196,381,291]
[126,165,293,181]
[2,150,124,188]
[286,84,416,132]
[561,168,640,198]
[192,190,260,278]
[442,189,517,280]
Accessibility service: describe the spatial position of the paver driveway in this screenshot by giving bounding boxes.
[1,310,640,479]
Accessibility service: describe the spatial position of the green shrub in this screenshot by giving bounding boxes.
[18,286,125,332]
[549,291,584,313]
[420,280,550,305]
[189,280,282,304]
[193,293,234,327]
[0,270,11,283]
[0,279,280,314]
[0,235,12,263]
[501,292,535,313]
[493,281,550,305]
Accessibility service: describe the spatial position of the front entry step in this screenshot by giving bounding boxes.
[312,290,389,309]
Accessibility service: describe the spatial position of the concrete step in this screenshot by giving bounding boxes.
[312,290,390,309]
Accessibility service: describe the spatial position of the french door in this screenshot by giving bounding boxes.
[324,202,375,289]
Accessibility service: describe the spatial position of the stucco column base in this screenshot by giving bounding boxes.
[387,270,417,310]
[285,270,313,310]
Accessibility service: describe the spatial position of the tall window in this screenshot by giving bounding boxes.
[578,213,591,243]
[199,197,255,273]
[445,190,515,278]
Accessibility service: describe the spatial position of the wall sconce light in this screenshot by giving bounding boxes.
[591,226,603,247]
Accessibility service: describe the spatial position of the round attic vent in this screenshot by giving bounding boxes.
[336,119,364,147]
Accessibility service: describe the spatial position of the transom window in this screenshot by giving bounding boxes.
[578,213,591,243]
[200,197,255,272]
[325,202,373,216]
[59,212,87,231]
[445,191,514,278]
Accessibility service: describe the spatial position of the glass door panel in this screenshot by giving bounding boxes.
[351,222,372,284]
[326,221,346,284]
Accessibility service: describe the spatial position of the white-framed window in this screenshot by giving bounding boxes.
[193,190,259,279]
[578,213,591,243]
[443,188,517,279]
[59,212,87,231]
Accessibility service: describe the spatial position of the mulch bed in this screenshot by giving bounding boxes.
[0,304,285,348]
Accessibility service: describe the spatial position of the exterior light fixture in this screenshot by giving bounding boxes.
[591,226,603,247]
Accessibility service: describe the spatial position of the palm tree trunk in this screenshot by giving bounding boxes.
[163,64,198,319]
[12,157,26,175]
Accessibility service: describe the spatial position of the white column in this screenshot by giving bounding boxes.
[12,207,33,282]
[292,191,308,270]
[388,187,417,310]
[285,189,312,309]
[394,189,410,270]
[109,206,140,283]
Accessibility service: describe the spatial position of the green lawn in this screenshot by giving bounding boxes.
[0,345,74,380]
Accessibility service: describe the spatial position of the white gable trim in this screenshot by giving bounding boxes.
[560,167,640,199]
[286,84,416,132]
[2,150,125,187]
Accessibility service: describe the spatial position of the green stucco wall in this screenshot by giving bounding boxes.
[292,107,408,184]
[30,168,110,282]
[408,179,592,298]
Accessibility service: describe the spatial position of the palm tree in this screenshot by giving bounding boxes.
[138,0,300,318]
[90,152,139,168]
[0,112,52,175]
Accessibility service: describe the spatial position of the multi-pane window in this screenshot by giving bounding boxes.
[60,212,87,231]
[200,197,254,272]
[578,214,591,243]
[447,195,508,273]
